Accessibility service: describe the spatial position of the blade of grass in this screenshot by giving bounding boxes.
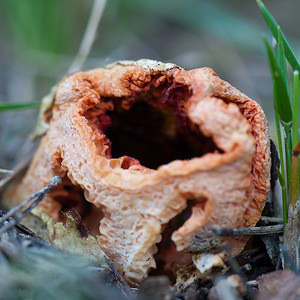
[284,123,292,187]
[264,36,292,226]
[277,166,285,187]
[293,71,299,148]
[263,37,292,124]
[277,166,288,226]
[273,87,285,184]
[275,27,293,185]
[275,27,289,96]
[290,141,300,208]
[275,27,293,187]
[257,0,300,71]
[274,76,288,227]
[282,185,288,228]
[0,102,40,111]
[68,0,107,73]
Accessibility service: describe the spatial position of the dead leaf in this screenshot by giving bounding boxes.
[33,208,106,264]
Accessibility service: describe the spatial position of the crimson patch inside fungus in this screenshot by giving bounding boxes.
[97,81,223,170]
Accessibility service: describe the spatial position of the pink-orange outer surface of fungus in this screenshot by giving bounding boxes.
[10,60,270,283]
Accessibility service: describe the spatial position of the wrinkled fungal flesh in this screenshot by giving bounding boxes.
[10,60,270,283]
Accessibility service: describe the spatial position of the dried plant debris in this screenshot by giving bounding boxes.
[256,270,300,300]
[6,59,271,284]
[174,252,228,291]
[0,185,132,299]
[138,276,174,300]
[30,84,58,139]
[38,208,106,264]
[212,225,283,237]
[0,168,13,180]
[260,235,281,268]
[284,200,300,269]
[0,225,128,300]
[0,155,32,193]
[208,275,246,300]
[0,176,62,236]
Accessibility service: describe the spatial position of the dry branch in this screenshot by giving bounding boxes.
[0,176,61,235]
[212,225,283,237]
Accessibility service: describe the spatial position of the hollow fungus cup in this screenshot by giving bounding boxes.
[10,60,270,284]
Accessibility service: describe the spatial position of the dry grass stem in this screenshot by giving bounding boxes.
[0,169,13,181]
[212,225,283,236]
[260,216,284,224]
[0,155,32,193]
[68,0,107,73]
[0,176,61,235]
[104,256,135,299]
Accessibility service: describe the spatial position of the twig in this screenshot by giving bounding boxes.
[212,224,283,236]
[0,168,13,176]
[246,280,258,287]
[0,155,32,193]
[260,216,283,224]
[0,209,39,238]
[248,253,267,263]
[104,256,135,299]
[68,0,107,73]
[235,248,260,260]
[240,263,252,272]
[0,176,61,235]
[0,176,60,222]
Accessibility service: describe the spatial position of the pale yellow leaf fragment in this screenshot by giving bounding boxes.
[37,209,106,264]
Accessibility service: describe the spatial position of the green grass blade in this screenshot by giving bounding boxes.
[276,166,285,187]
[275,26,289,96]
[0,102,40,111]
[290,142,300,208]
[274,105,285,175]
[277,166,288,226]
[257,0,300,71]
[293,71,299,147]
[275,27,293,178]
[284,124,292,188]
[273,87,286,198]
[273,77,287,225]
[263,37,292,124]
[282,185,288,227]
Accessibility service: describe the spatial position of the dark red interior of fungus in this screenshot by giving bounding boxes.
[99,79,222,170]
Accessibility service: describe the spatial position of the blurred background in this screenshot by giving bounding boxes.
[0,0,299,168]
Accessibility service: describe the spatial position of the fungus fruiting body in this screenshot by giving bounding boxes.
[10,60,270,284]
